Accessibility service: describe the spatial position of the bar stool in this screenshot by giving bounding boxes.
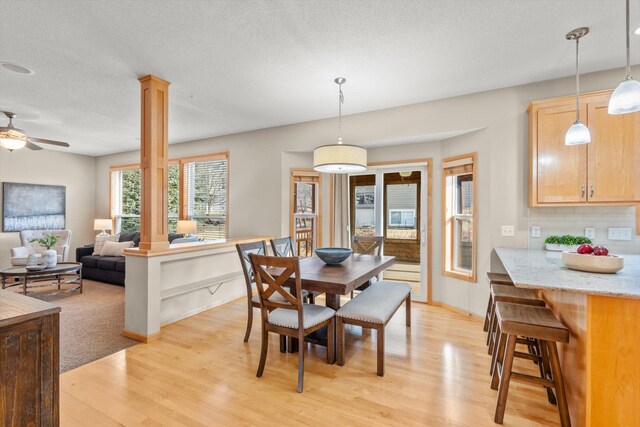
[491,302,571,427]
[486,284,545,356]
[483,273,514,332]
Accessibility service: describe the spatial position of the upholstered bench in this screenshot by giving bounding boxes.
[336,281,411,376]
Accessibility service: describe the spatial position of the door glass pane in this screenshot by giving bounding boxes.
[294,182,316,214]
[294,216,315,258]
[386,183,417,240]
[354,184,375,236]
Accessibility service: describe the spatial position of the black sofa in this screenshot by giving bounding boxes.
[76,231,189,285]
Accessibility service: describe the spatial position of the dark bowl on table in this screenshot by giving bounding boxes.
[315,247,353,265]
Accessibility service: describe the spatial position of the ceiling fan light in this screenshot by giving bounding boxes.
[608,78,640,114]
[565,121,591,145]
[0,128,28,150]
[313,144,367,173]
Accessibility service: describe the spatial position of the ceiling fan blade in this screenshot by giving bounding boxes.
[29,137,69,147]
[25,141,44,150]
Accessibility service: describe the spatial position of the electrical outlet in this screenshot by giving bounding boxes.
[501,225,515,237]
[531,226,541,238]
[584,227,596,240]
[608,227,632,241]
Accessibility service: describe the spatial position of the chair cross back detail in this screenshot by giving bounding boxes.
[236,241,267,287]
[270,237,296,257]
[250,254,302,312]
[352,236,383,256]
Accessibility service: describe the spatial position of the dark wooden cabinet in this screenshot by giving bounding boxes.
[1,290,60,426]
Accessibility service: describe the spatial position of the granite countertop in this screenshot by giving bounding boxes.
[495,248,640,299]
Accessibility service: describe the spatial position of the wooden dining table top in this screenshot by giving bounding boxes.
[270,254,396,296]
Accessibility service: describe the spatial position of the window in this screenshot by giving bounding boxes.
[110,152,228,240]
[442,153,477,282]
[349,174,376,237]
[388,209,416,227]
[290,170,322,258]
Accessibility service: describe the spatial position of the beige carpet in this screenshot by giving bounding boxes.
[9,279,138,373]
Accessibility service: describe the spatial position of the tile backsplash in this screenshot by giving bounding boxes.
[528,206,640,254]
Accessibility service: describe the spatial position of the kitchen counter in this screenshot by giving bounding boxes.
[495,247,640,298]
[495,247,640,427]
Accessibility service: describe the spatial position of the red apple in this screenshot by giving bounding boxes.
[592,245,609,256]
[577,244,593,254]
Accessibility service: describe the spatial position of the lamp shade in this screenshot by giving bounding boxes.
[94,218,113,231]
[565,121,591,145]
[176,220,197,235]
[608,79,640,114]
[0,127,28,150]
[313,144,367,174]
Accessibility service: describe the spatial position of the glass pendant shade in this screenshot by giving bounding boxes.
[608,78,640,114]
[313,143,367,173]
[565,121,591,145]
[0,127,28,150]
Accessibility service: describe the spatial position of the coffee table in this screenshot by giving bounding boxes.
[0,262,83,295]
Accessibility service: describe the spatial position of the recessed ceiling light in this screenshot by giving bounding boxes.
[0,62,34,75]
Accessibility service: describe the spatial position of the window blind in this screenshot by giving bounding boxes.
[184,157,228,239]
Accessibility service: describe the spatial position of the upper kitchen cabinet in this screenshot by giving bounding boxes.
[528,89,640,206]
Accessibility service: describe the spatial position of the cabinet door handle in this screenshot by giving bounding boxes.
[590,185,594,198]
[581,185,585,198]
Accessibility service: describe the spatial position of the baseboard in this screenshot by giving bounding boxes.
[122,329,161,343]
[430,301,483,321]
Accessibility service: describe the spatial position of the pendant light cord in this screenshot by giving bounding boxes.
[625,0,632,79]
[337,80,344,144]
[575,37,580,122]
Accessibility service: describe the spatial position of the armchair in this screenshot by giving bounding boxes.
[10,229,72,266]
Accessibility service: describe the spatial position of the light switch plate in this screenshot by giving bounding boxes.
[531,226,541,238]
[608,227,632,241]
[584,227,596,240]
[502,225,515,237]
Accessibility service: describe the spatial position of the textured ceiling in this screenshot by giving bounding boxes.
[0,0,638,156]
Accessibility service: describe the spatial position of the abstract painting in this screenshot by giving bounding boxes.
[2,182,66,232]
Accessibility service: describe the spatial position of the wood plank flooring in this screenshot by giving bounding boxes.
[60,296,562,426]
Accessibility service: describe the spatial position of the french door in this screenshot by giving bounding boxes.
[349,164,429,301]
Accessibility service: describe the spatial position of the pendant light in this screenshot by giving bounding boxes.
[313,78,367,173]
[565,27,591,146]
[609,0,640,114]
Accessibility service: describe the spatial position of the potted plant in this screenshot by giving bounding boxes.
[29,234,58,268]
[544,235,592,252]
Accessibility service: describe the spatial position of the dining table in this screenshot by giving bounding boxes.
[269,253,396,356]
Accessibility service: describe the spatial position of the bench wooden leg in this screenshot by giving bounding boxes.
[405,295,411,327]
[377,326,385,377]
[336,317,345,366]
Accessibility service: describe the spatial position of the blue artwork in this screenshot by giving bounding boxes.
[2,182,66,232]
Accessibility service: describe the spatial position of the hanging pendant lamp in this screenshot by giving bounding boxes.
[313,78,367,174]
[565,27,591,146]
[609,0,640,114]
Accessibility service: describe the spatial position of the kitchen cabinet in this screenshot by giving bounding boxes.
[528,89,640,206]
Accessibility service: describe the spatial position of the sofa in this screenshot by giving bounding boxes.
[76,231,197,285]
[10,229,72,266]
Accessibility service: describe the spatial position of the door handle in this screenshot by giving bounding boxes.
[589,185,594,198]
[580,185,585,198]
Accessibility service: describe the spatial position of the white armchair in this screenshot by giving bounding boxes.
[10,229,72,266]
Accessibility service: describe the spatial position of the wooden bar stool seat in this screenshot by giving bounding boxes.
[491,302,571,427]
[483,272,514,332]
[487,284,545,355]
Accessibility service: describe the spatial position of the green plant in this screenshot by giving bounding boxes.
[544,235,592,245]
[29,233,58,250]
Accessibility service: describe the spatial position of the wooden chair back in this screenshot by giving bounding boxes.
[270,237,296,257]
[249,254,303,323]
[352,235,383,256]
[236,241,268,295]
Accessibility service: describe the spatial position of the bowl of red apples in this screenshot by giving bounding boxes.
[561,244,624,274]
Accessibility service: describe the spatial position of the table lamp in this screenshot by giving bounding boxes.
[176,220,197,237]
[94,219,113,237]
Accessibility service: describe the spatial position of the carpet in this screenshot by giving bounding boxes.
[10,279,138,373]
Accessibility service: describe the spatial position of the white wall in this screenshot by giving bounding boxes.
[93,65,638,316]
[0,149,96,268]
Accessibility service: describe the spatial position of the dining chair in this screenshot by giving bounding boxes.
[350,235,384,297]
[270,237,321,304]
[250,253,335,393]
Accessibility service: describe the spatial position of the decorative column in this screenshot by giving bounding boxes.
[138,75,170,253]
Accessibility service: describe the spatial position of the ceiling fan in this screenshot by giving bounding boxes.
[0,111,70,151]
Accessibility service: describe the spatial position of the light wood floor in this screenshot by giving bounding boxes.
[60,296,562,426]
